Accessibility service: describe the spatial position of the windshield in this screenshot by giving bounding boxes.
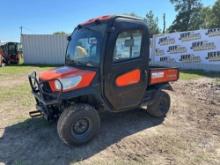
[8,44,16,55]
[65,24,106,67]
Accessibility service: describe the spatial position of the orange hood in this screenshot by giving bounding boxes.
[39,66,81,81]
[39,66,96,92]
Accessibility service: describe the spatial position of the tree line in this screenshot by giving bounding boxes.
[169,0,220,32]
[54,0,220,36]
[129,0,220,36]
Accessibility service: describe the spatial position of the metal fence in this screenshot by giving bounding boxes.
[21,34,68,65]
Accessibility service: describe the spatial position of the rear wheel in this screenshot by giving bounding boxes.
[57,104,100,146]
[147,91,171,118]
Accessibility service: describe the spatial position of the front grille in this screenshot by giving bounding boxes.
[42,82,52,93]
[39,80,52,93]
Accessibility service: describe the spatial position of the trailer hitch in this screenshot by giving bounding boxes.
[29,110,43,118]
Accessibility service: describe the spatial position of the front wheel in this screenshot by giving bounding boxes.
[147,91,171,118]
[57,104,100,146]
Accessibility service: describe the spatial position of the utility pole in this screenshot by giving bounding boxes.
[163,13,166,33]
[20,26,23,35]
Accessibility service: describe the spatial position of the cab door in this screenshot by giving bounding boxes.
[103,19,149,111]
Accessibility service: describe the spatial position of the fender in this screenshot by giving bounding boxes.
[153,83,173,91]
[141,83,173,107]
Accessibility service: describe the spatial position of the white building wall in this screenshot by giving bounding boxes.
[21,34,68,65]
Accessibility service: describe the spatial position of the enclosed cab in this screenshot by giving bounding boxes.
[0,42,22,64]
[28,15,179,146]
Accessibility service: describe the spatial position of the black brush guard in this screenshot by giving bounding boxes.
[28,71,63,119]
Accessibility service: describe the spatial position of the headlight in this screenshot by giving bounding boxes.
[54,76,82,90]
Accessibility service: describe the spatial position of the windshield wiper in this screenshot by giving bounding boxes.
[74,61,87,66]
[67,60,94,67]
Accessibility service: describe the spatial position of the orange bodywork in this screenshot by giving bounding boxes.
[39,66,96,92]
[80,15,112,26]
[149,68,179,85]
[115,69,141,87]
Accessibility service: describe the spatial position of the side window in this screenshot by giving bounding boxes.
[113,30,142,62]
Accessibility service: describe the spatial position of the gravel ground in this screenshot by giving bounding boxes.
[0,73,219,165]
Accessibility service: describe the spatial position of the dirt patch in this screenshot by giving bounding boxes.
[0,74,28,88]
[172,78,220,105]
[0,77,220,165]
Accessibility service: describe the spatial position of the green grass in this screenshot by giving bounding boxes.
[0,82,34,106]
[1,64,219,80]
[180,70,220,80]
[0,57,56,76]
[0,64,55,110]
[0,65,54,76]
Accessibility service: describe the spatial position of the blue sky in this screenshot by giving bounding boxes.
[0,0,216,42]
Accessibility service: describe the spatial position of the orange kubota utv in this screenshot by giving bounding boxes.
[28,15,179,145]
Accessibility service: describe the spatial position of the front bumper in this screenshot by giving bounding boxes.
[28,72,63,118]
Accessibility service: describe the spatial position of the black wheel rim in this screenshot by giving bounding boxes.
[72,118,89,135]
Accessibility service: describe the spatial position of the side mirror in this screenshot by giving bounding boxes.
[124,39,134,47]
[67,36,72,41]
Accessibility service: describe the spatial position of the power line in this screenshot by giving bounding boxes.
[19,26,34,35]
[23,26,34,32]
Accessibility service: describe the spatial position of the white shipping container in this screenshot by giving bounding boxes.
[21,34,68,65]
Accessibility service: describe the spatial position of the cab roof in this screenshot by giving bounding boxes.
[0,42,19,46]
[79,15,143,26]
